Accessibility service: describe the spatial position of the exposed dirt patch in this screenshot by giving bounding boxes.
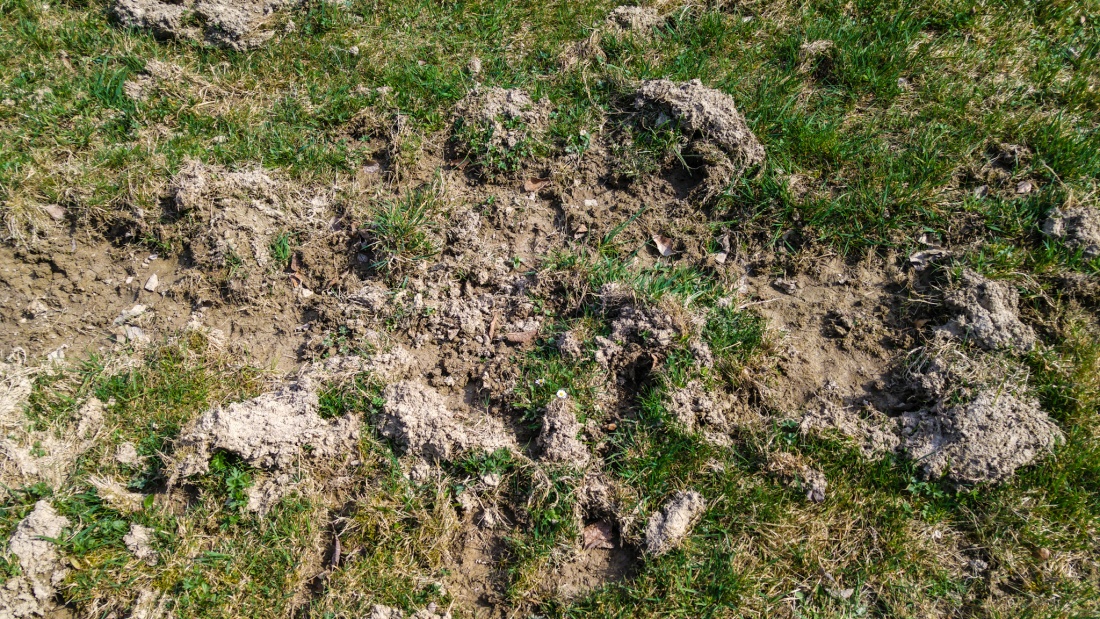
[379,380,515,461]
[111,0,295,49]
[742,256,906,414]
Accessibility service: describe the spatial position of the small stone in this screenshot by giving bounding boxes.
[143,273,159,292]
[583,199,598,208]
[43,204,66,221]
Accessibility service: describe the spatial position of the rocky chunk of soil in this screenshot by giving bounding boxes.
[112,0,295,50]
[536,397,590,466]
[634,79,765,195]
[1044,206,1100,259]
[379,381,514,461]
[942,270,1036,353]
[452,87,551,176]
[370,603,451,619]
[124,523,158,566]
[605,5,662,33]
[0,500,70,618]
[644,489,705,556]
[172,382,359,479]
[900,389,1062,484]
[665,380,732,435]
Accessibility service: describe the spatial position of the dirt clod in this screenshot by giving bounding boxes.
[380,381,513,461]
[942,270,1035,352]
[1044,206,1100,259]
[606,6,662,32]
[369,603,451,619]
[124,523,158,566]
[634,79,765,185]
[111,0,295,49]
[644,489,705,556]
[665,380,732,436]
[0,500,70,618]
[901,390,1062,484]
[172,382,359,479]
[536,397,590,466]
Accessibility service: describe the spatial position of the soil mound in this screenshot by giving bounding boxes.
[379,380,514,461]
[606,6,662,33]
[536,397,590,466]
[1044,206,1100,259]
[112,0,295,49]
[452,88,551,177]
[900,389,1062,484]
[0,500,70,618]
[942,270,1036,352]
[173,382,359,477]
[644,489,705,556]
[634,78,765,193]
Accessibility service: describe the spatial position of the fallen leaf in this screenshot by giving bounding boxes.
[974,185,989,199]
[503,330,538,345]
[583,521,615,550]
[289,253,301,273]
[652,234,675,257]
[524,177,550,192]
[714,252,728,264]
[488,313,499,340]
[1016,180,1034,194]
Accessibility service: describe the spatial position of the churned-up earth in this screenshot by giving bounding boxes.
[1,0,1099,617]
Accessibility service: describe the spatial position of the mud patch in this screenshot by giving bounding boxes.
[112,0,296,49]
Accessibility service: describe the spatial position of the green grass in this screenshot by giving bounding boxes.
[362,186,441,274]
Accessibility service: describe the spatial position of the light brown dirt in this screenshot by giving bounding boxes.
[0,500,71,618]
[1044,206,1100,259]
[111,0,295,49]
[644,489,705,556]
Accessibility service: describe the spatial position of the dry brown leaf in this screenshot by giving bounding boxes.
[503,330,538,345]
[524,177,551,192]
[583,521,615,550]
[652,234,675,257]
